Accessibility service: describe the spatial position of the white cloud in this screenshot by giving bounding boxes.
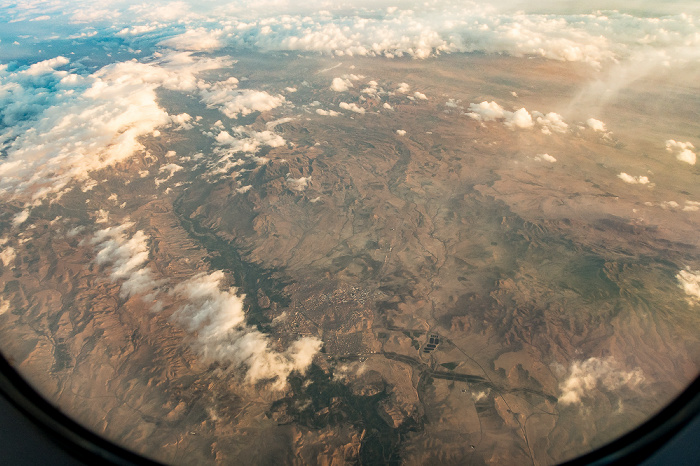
[127,1,194,22]
[155,163,184,186]
[558,357,644,406]
[413,91,427,100]
[70,8,118,23]
[89,224,322,389]
[342,74,364,81]
[316,108,340,116]
[505,107,534,129]
[586,118,607,132]
[95,209,110,224]
[467,101,507,121]
[660,200,680,209]
[199,78,285,118]
[22,56,69,76]
[250,129,286,148]
[9,3,700,70]
[677,268,700,303]
[91,223,162,300]
[535,112,568,134]
[266,117,294,129]
[618,172,650,185]
[171,113,193,130]
[117,23,166,36]
[339,102,365,114]
[666,139,696,165]
[206,6,700,68]
[0,247,16,267]
[160,163,184,175]
[0,53,228,203]
[208,127,285,176]
[158,27,223,51]
[683,200,700,212]
[66,226,85,237]
[396,82,410,93]
[536,153,557,163]
[361,80,379,95]
[215,128,286,152]
[330,77,353,92]
[382,102,393,110]
[286,175,310,191]
[396,129,406,136]
[11,209,30,228]
[467,101,542,131]
[171,271,322,390]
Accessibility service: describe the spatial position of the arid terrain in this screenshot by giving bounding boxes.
[2,48,700,465]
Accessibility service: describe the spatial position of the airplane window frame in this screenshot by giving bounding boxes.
[1,350,699,465]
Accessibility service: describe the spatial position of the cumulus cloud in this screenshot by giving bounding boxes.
[117,23,166,36]
[343,74,365,81]
[468,101,561,131]
[208,127,285,176]
[126,1,194,22]
[683,200,700,212]
[339,102,365,114]
[586,118,607,132]
[11,209,30,228]
[91,223,162,300]
[618,172,650,185]
[445,98,461,109]
[171,113,194,130]
[158,27,223,51]
[361,80,379,96]
[199,77,285,118]
[558,357,644,406]
[535,112,568,134]
[89,224,321,389]
[467,101,507,121]
[535,153,557,163]
[286,175,310,192]
[504,107,534,129]
[316,108,340,116]
[666,140,696,165]
[0,247,16,267]
[0,53,228,203]
[215,127,286,153]
[9,2,700,69]
[155,163,184,186]
[677,268,700,303]
[330,77,353,92]
[332,361,367,382]
[413,91,427,100]
[396,129,406,136]
[396,82,410,94]
[171,271,322,389]
[190,5,700,69]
